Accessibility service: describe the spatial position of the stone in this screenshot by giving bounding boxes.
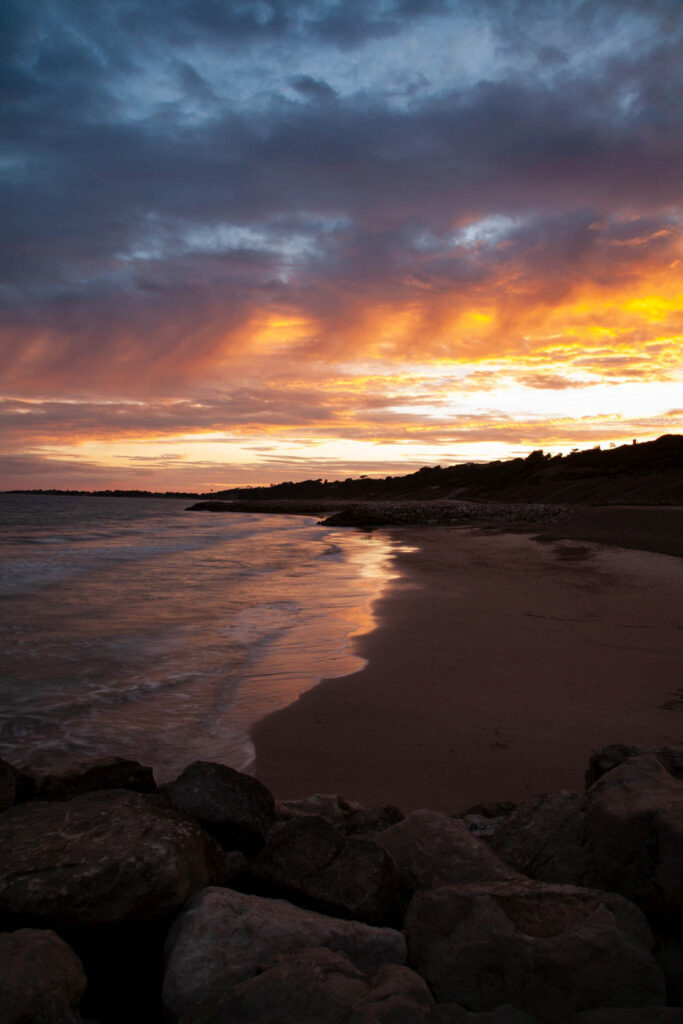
[276,793,363,830]
[173,946,434,1024]
[575,1010,683,1023]
[0,928,87,1024]
[248,814,400,924]
[587,754,683,920]
[34,756,156,801]
[347,804,405,836]
[0,789,224,928]
[163,886,407,1022]
[163,760,276,853]
[433,1007,539,1023]
[405,880,664,1022]
[456,801,517,820]
[374,809,516,903]
[586,744,683,789]
[485,791,600,886]
[0,757,17,811]
[655,934,683,1006]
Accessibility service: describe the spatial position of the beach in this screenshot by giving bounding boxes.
[253,512,683,812]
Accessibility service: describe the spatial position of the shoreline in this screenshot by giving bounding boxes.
[253,514,683,812]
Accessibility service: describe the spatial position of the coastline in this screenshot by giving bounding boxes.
[253,513,683,812]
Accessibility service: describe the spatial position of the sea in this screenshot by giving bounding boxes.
[0,493,402,781]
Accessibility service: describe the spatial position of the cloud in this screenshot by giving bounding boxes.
[1,0,681,485]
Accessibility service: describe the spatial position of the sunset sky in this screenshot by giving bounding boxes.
[2,0,682,490]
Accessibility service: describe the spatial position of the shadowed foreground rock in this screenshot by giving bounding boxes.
[587,755,683,921]
[175,946,435,1024]
[0,789,224,928]
[405,880,664,1021]
[32,756,156,801]
[0,928,87,1024]
[163,886,407,1022]
[248,814,400,923]
[483,791,599,887]
[163,760,276,854]
[374,809,517,904]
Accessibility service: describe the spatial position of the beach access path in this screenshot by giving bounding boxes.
[253,515,683,812]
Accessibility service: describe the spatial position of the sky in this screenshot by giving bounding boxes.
[1,0,682,490]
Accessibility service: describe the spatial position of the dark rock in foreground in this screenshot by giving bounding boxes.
[483,791,599,887]
[177,945,435,1024]
[33,756,156,801]
[405,880,664,1021]
[0,928,87,1024]
[586,744,683,789]
[0,789,224,928]
[163,886,407,1022]
[162,760,276,854]
[587,754,683,921]
[0,757,17,811]
[374,809,517,904]
[248,814,400,924]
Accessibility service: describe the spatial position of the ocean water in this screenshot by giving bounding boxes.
[0,493,401,781]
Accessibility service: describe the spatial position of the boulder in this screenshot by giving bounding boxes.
[433,1007,538,1023]
[276,795,404,836]
[163,886,406,1022]
[162,760,275,853]
[587,755,683,919]
[34,756,156,801]
[248,814,400,924]
[0,757,17,811]
[374,809,517,902]
[586,744,683,789]
[172,946,434,1024]
[0,928,87,1024]
[456,801,517,820]
[575,1010,683,1023]
[0,789,224,928]
[276,793,363,830]
[485,791,599,886]
[405,880,664,1021]
[347,804,405,836]
[656,934,683,1006]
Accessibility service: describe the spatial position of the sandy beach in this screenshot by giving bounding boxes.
[253,513,683,812]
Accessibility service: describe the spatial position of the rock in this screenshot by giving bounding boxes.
[0,789,224,928]
[0,928,87,1024]
[173,946,434,1024]
[433,1007,539,1023]
[575,1010,683,1023]
[34,756,156,801]
[374,809,517,902]
[485,791,600,886]
[405,880,664,1021]
[0,757,17,811]
[587,754,683,920]
[347,804,405,836]
[655,934,683,1006]
[248,814,400,924]
[586,744,683,789]
[456,801,517,820]
[276,795,404,837]
[276,793,362,830]
[163,760,276,853]
[163,886,407,1022]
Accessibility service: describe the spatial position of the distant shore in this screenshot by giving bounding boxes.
[253,515,683,812]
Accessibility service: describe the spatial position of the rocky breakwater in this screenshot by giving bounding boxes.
[0,746,681,1023]
[188,497,572,528]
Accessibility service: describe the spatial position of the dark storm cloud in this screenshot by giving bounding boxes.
[1,0,682,390]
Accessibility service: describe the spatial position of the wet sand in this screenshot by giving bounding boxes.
[253,518,683,812]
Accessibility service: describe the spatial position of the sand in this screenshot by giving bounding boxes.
[253,513,683,813]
